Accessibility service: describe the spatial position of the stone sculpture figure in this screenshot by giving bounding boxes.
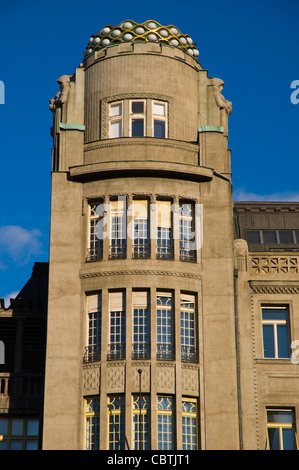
[49,75,71,112]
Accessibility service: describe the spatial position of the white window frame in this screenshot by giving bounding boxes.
[109,101,123,138]
[129,99,146,137]
[152,101,167,138]
[261,305,290,359]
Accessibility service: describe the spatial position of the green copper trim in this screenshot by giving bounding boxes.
[59,123,85,131]
[198,126,224,133]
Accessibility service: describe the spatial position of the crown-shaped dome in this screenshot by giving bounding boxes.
[83,20,199,61]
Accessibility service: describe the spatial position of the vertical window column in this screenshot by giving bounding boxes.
[132,291,150,359]
[180,294,197,363]
[87,203,104,261]
[85,397,100,450]
[157,396,174,450]
[107,395,125,450]
[133,395,150,450]
[109,197,127,259]
[179,202,196,262]
[182,399,198,450]
[156,292,174,360]
[153,101,167,138]
[108,291,126,360]
[84,293,101,362]
[130,100,145,137]
[156,200,173,259]
[109,101,123,138]
[132,199,150,258]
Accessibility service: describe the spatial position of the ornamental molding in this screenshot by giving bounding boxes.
[83,139,197,154]
[250,285,299,295]
[80,269,202,280]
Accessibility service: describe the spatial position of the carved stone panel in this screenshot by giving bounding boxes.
[83,365,100,395]
[132,363,150,392]
[157,364,175,393]
[107,363,125,392]
[181,366,199,395]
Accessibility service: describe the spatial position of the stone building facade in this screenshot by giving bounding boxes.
[1,20,297,451]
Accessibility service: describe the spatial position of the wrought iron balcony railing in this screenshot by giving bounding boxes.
[179,249,196,262]
[107,343,126,361]
[132,342,151,359]
[86,247,103,262]
[133,243,150,259]
[83,345,101,363]
[109,243,127,260]
[156,343,175,361]
[181,345,198,363]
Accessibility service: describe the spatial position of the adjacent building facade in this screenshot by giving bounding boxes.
[0,20,298,451]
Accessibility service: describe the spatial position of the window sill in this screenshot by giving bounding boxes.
[255,358,292,365]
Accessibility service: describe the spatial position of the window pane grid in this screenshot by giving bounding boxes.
[85,398,100,450]
[0,417,39,450]
[182,399,198,450]
[133,307,150,359]
[108,395,125,450]
[133,218,150,258]
[87,203,104,261]
[109,310,126,360]
[267,408,296,450]
[132,395,150,450]
[157,227,173,259]
[179,203,196,262]
[157,295,174,360]
[181,297,197,362]
[157,396,174,450]
[109,200,127,258]
[262,307,290,359]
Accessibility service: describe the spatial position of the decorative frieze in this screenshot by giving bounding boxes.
[250,255,299,274]
[83,365,100,393]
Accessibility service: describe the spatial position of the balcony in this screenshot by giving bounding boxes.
[157,343,175,361]
[86,247,103,262]
[181,345,198,363]
[133,243,150,259]
[83,345,101,363]
[107,343,126,361]
[132,343,151,360]
[109,243,127,260]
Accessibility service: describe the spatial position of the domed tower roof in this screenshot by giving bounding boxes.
[83,20,199,61]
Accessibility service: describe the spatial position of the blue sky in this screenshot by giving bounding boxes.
[0,0,298,303]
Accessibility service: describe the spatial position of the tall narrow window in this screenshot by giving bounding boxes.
[87,202,104,261]
[153,101,167,138]
[108,291,126,360]
[262,306,290,358]
[179,202,196,262]
[84,293,101,362]
[132,395,150,450]
[109,102,123,138]
[266,408,297,450]
[156,200,173,259]
[132,291,150,359]
[182,399,198,450]
[108,395,125,450]
[130,100,145,137]
[132,199,150,258]
[181,294,197,363]
[85,397,100,450]
[157,396,174,450]
[157,292,174,360]
[109,197,127,259]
